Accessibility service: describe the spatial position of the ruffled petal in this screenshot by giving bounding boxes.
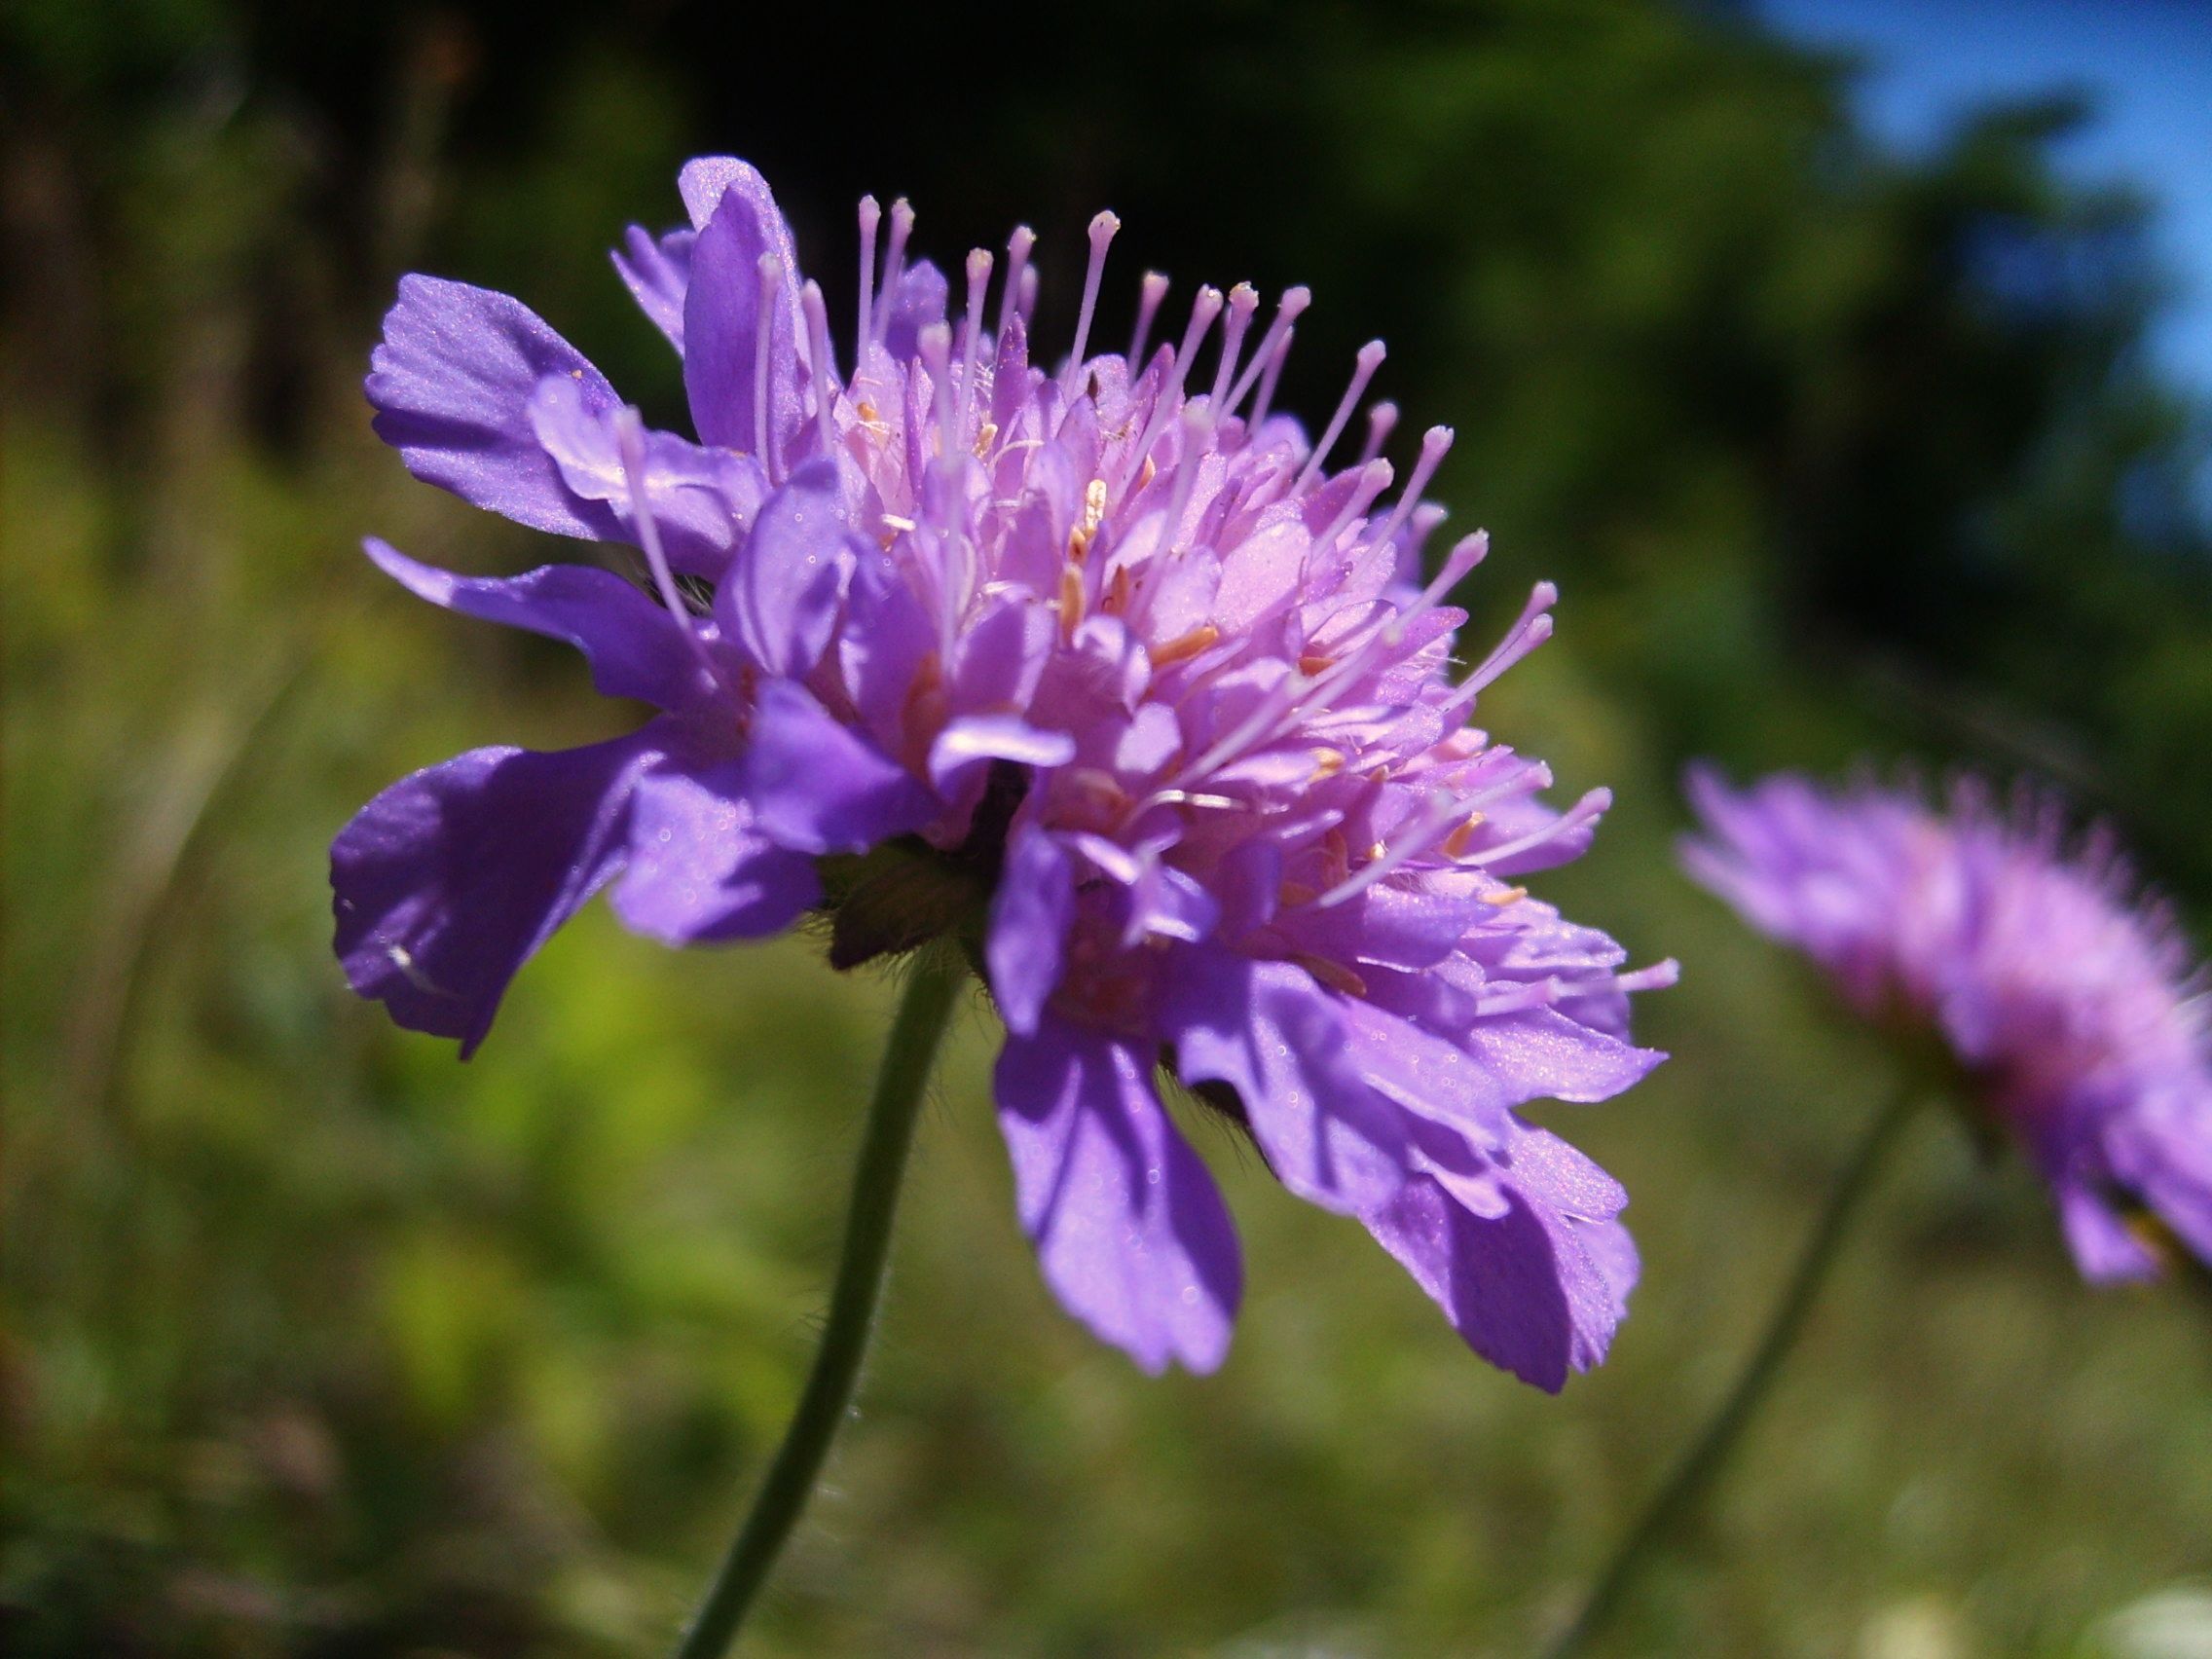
[1360,1114,1635,1390]
[366,276,624,540]
[995,1018,1241,1374]
[363,537,707,711]
[741,679,935,855]
[610,761,820,944]
[1161,948,1407,1213]
[528,376,765,578]
[332,731,660,1055]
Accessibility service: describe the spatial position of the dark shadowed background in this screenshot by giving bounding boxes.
[6,1,2210,1653]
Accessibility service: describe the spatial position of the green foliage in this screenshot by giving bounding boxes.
[5,1,2209,1653]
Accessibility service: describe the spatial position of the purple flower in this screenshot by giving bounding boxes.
[337,156,1674,1386]
[1683,767,2212,1282]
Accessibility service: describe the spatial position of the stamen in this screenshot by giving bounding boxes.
[1057,562,1086,637]
[960,246,993,436]
[1613,960,1682,993]
[1441,816,1488,860]
[998,225,1036,340]
[856,195,881,349]
[1167,403,1214,523]
[1206,282,1261,410]
[1225,285,1311,413]
[1464,786,1611,868]
[1440,578,1555,718]
[1295,339,1386,489]
[613,409,719,684]
[1121,286,1224,487]
[1316,790,1466,907]
[1365,424,1454,552]
[1016,264,1039,324]
[1356,399,1399,465]
[917,320,955,464]
[1059,209,1122,395]
[1249,323,1294,428]
[1151,623,1220,669]
[877,198,914,345]
[1475,977,1565,1016]
[754,252,784,468]
[1128,272,1170,362]
[799,279,838,456]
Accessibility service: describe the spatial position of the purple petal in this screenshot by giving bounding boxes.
[2051,1175,2162,1282]
[837,552,936,753]
[1161,948,1408,1213]
[332,731,659,1055]
[366,276,624,540]
[611,761,820,944]
[678,158,797,245]
[1338,999,1515,1136]
[1461,1008,1664,1106]
[995,1019,1242,1374]
[1361,1115,1636,1390]
[987,825,1075,1036]
[718,461,853,678]
[363,537,706,711]
[611,224,694,350]
[928,715,1077,795]
[881,259,949,363]
[742,679,934,855]
[683,176,804,455]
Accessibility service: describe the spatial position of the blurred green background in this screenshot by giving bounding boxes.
[6,1,2211,1653]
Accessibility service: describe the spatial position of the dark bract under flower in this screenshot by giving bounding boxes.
[1684,767,2212,1282]
[335,156,1675,1386]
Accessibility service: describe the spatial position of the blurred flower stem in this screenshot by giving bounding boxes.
[674,949,965,1658]
[1545,1088,1923,1658]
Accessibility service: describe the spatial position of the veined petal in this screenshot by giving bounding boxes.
[742,679,934,855]
[718,461,854,678]
[987,824,1076,1037]
[611,224,694,350]
[1161,948,1408,1213]
[363,537,707,711]
[611,761,820,944]
[1461,1007,1664,1106]
[529,376,765,577]
[1360,1114,1635,1391]
[332,730,660,1055]
[367,276,624,540]
[995,1018,1241,1374]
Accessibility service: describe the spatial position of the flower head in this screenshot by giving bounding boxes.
[336,156,1674,1385]
[1683,767,2212,1281]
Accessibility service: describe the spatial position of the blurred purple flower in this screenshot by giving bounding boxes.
[1683,767,2212,1281]
[335,157,1675,1386]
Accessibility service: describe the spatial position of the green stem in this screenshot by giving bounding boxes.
[1544,1088,1921,1659]
[673,951,964,1659]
